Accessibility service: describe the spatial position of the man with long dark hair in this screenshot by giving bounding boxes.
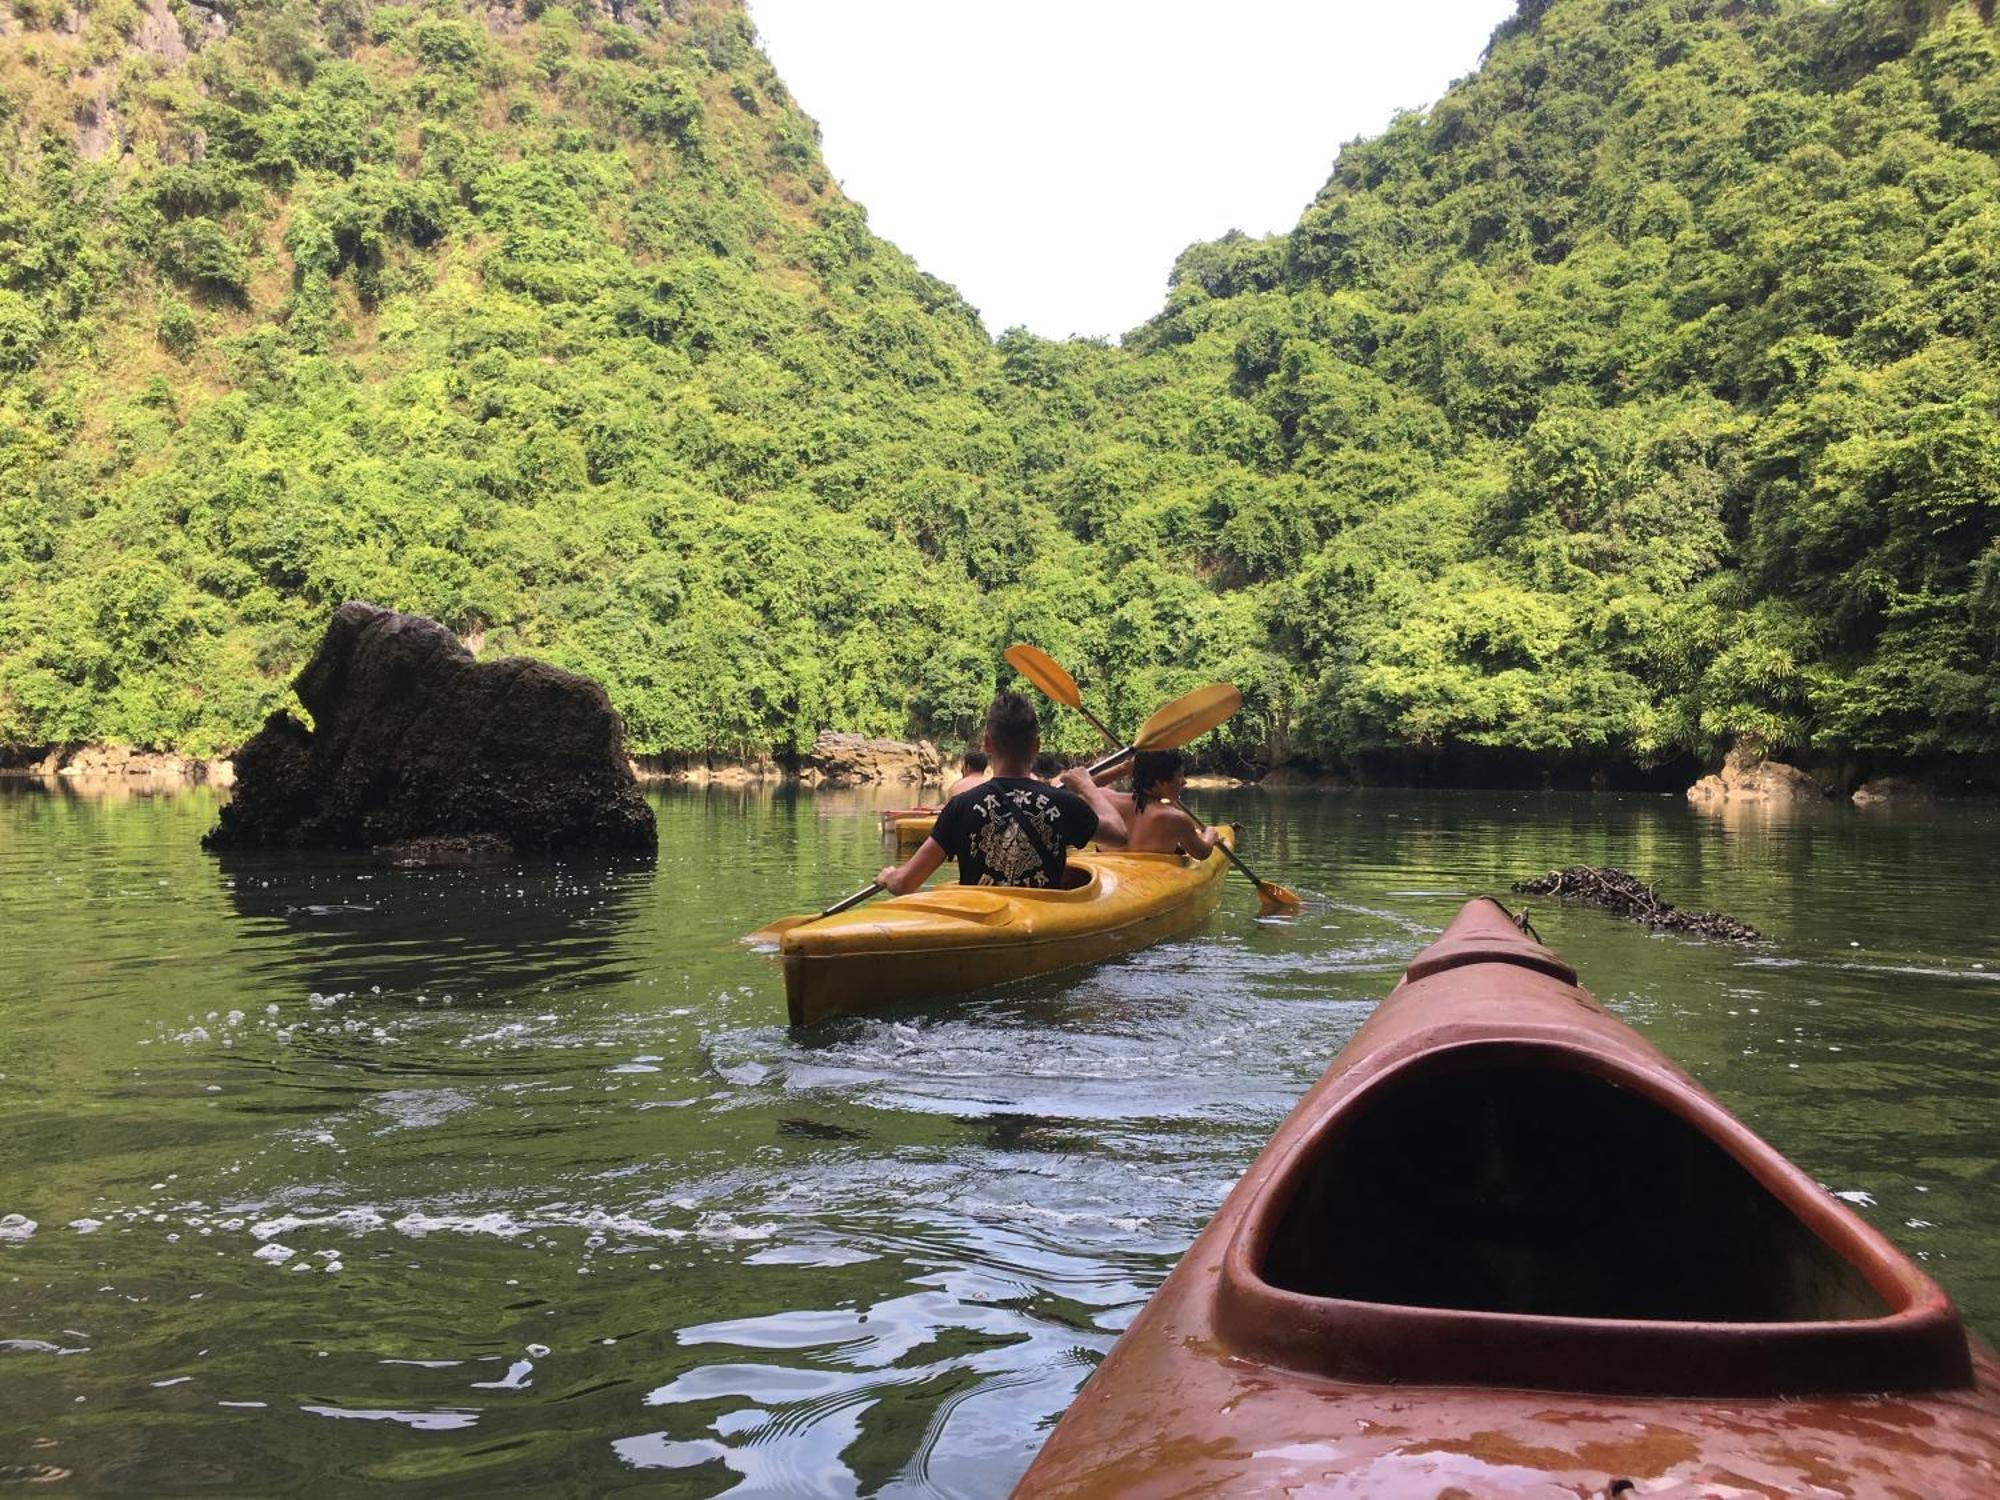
[1092,748,1221,856]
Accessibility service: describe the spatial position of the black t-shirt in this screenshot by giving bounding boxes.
[930,777,1100,888]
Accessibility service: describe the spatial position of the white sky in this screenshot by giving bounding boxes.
[745,0,1519,340]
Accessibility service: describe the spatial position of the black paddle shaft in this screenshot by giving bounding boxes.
[818,882,882,920]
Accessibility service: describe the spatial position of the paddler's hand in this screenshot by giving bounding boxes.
[877,838,948,896]
[1058,767,1099,793]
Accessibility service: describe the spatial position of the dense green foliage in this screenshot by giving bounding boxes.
[0,0,1995,767]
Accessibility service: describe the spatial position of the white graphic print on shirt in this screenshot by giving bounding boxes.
[965,786,1066,887]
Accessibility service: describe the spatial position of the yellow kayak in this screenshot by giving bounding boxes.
[779,829,1234,1026]
[886,813,936,856]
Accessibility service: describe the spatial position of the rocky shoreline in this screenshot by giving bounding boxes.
[0,745,237,784]
[2,738,1986,803]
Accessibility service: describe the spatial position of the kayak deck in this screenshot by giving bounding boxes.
[1014,897,2000,1497]
[779,832,1232,1026]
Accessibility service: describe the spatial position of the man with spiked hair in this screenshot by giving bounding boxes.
[877,691,1126,893]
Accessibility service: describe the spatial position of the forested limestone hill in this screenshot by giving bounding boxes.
[0,0,1995,776]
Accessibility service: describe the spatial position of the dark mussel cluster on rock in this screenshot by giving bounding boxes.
[1512,866,1763,942]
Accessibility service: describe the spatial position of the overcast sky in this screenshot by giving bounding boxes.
[745,0,1518,341]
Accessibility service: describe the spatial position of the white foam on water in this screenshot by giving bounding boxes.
[694,1213,778,1243]
[368,1090,477,1131]
[252,1243,296,1264]
[461,1022,532,1046]
[391,1207,688,1242]
[251,1208,387,1241]
[0,1215,37,1242]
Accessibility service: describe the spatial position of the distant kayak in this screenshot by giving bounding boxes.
[1014,897,2000,1497]
[778,831,1233,1027]
[880,811,936,856]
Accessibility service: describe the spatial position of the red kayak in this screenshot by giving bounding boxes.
[1014,898,2000,1497]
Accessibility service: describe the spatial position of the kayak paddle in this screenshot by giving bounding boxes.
[1174,803,1303,914]
[1088,683,1242,776]
[1007,643,1300,913]
[745,881,883,947]
[745,680,1245,946]
[1005,643,1120,747]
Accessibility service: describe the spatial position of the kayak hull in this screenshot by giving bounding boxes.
[1013,898,2000,1497]
[780,833,1231,1026]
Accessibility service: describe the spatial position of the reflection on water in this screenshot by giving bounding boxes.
[212,849,656,1000]
[0,779,1995,1495]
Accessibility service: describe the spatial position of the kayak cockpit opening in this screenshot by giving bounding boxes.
[1260,1049,1889,1324]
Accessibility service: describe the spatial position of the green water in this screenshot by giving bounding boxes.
[1,782,1995,1495]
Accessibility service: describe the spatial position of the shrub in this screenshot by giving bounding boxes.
[156,298,199,360]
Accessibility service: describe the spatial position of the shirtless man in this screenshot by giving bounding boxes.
[1093,749,1222,857]
[877,693,1127,893]
[944,749,989,799]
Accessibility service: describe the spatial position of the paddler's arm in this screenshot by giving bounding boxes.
[1060,766,1127,845]
[1160,806,1220,852]
[877,837,948,896]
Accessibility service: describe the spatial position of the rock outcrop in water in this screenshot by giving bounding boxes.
[1851,775,1934,806]
[203,603,656,856]
[1686,743,1832,806]
[1511,866,1763,942]
[796,732,943,787]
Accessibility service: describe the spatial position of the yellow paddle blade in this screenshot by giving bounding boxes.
[742,914,813,947]
[744,881,885,947]
[1257,881,1304,914]
[1134,683,1243,751]
[1004,643,1080,709]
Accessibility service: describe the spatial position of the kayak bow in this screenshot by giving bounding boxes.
[1014,897,2000,1497]
[884,812,936,857]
